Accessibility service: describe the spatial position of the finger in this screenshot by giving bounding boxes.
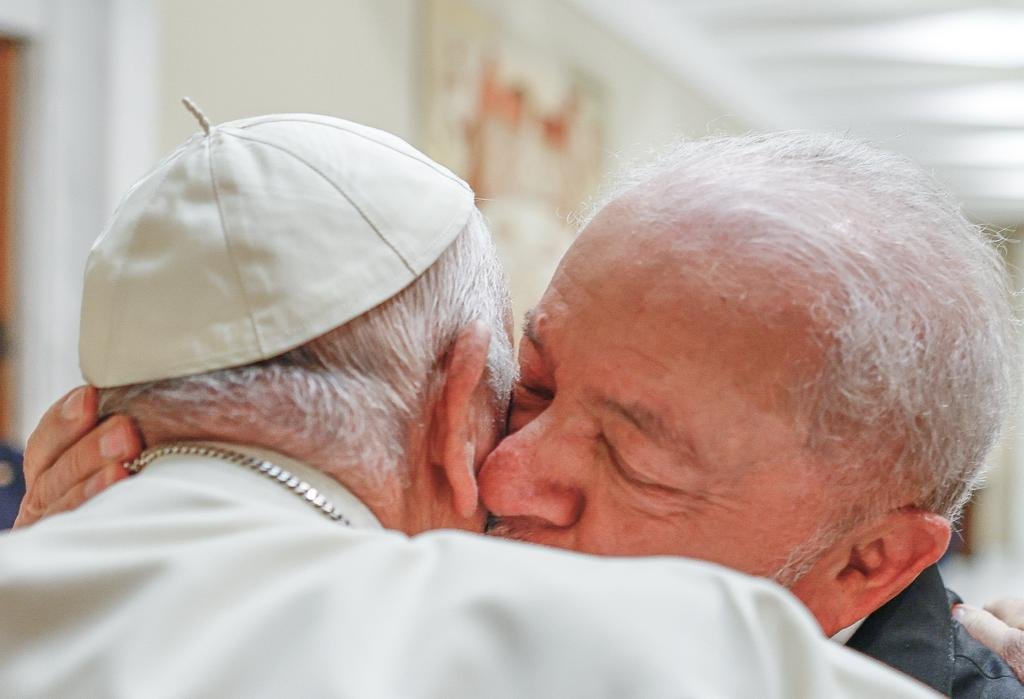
[12,500,41,529]
[1010,639,1024,684]
[984,599,1024,629]
[22,386,99,489]
[963,603,1024,683]
[41,463,131,521]
[20,416,141,525]
[954,604,1013,655]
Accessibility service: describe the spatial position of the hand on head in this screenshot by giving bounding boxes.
[15,386,141,528]
[15,321,504,535]
[16,323,502,534]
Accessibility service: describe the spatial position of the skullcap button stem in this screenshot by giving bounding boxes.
[181,96,212,135]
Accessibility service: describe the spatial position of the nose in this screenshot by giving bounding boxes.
[477,427,584,528]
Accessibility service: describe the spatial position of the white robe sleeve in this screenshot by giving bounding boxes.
[0,487,938,698]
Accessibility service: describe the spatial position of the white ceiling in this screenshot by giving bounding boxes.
[572,0,1024,225]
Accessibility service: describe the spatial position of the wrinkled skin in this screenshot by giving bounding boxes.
[14,386,135,529]
[15,205,1005,644]
[480,206,831,577]
[956,600,1024,682]
[478,206,952,636]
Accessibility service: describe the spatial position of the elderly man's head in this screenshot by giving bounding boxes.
[81,113,522,536]
[479,132,1016,634]
[100,210,516,533]
[80,120,1014,635]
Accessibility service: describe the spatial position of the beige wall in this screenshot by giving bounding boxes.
[158,0,740,321]
[159,0,419,152]
[158,0,738,160]
[471,0,743,157]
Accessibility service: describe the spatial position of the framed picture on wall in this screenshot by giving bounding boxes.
[422,0,605,329]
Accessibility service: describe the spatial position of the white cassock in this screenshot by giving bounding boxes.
[0,444,937,698]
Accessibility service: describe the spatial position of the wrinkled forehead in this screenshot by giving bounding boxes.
[561,206,821,325]
[541,208,828,410]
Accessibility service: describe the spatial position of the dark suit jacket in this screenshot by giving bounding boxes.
[0,444,25,530]
[848,564,1022,697]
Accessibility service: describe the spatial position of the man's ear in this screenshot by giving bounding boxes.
[430,321,492,520]
[793,508,951,635]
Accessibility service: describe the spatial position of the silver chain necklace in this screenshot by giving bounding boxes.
[126,443,351,526]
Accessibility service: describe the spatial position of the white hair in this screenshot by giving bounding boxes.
[100,209,515,490]
[584,132,1018,530]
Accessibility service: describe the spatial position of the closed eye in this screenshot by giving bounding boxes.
[507,383,553,433]
[602,434,686,497]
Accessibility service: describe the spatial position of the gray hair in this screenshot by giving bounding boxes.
[100,209,515,490]
[584,132,1018,528]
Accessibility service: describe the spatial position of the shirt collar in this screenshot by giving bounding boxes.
[831,617,867,645]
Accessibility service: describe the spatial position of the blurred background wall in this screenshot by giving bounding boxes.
[0,0,1020,596]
